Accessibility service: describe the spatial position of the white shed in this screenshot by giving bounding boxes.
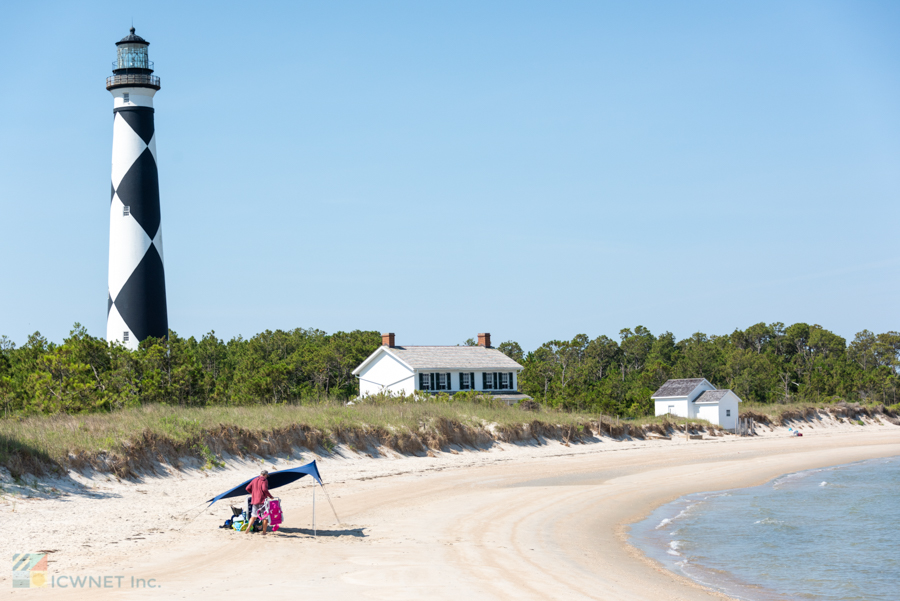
[651,378,741,429]
[352,333,526,402]
[693,390,741,430]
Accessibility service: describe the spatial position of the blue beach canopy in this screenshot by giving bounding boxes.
[206,460,323,507]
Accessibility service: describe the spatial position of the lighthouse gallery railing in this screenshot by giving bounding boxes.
[106,74,161,89]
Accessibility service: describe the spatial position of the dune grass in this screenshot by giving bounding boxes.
[11,398,886,478]
[0,400,605,474]
[0,401,565,459]
[0,399,730,478]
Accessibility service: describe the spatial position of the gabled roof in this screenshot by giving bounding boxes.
[353,345,522,375]
[651,378,711,398]
[693,390,730,404]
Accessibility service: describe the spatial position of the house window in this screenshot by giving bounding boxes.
[420,372,451,391]
[123,93,130,102]
[460,372,475,390]
[481,372,515,390]
[726,409,731,417]
[123,331,130,342]
[123,205,131,217]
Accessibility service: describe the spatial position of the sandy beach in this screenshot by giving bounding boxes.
[2,419,899,600]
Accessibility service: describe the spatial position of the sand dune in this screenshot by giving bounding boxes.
[2,421,899,599]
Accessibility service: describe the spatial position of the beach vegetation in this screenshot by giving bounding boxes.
[515,324,899,415]
[0,323,896,420]
[0,321,898,476]
[0,400,725,477]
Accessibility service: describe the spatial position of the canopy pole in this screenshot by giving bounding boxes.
[319,482,342,525]
[312,482,316,537]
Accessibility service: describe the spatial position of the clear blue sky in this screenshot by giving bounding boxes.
[1,1,898,351]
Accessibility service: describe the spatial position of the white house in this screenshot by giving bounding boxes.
[352,333,526,401]
[651,378,741,430]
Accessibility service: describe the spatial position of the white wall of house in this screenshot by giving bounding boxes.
[696,404,719,424]
[357,355,521,397]
[687,393,741,427]
[357,352,416,396]
[655,398,691,418]
[717,392,740,430]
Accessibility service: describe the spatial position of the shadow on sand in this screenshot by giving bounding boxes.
[273,526,366,539]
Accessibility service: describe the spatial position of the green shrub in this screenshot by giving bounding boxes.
[193,443,224,469]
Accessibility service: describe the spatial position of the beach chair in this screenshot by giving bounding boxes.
[263,498,283,532]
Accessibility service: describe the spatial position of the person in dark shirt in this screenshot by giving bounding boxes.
[245,470,274,535]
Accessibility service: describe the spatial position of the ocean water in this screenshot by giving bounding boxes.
[630,456,900,601]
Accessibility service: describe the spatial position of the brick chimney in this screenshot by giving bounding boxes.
[382,333,395,347]
[477,333,491,348]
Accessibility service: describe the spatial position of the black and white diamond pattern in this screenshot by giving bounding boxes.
[107,106,167,349]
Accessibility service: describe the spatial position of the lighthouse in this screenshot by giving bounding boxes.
[106,28,167,350]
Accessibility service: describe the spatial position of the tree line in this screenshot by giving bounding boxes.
[0,325,380,416]
[503,323,899,416]
[0,322,897,417]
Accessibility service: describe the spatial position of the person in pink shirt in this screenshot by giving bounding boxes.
[245,470,274,535]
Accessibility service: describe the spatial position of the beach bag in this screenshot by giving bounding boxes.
[231,515,249,532]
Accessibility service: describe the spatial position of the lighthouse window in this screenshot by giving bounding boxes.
[123,205,131,217]
[123,93,130,103]
[123,331,130,342]
[117,44,150,69]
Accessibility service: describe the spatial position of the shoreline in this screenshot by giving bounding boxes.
[2,423,899,599]
[624,455,900,601]
[613,439,900,601]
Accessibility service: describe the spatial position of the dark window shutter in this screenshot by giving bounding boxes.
[510,372,514,390]
[447,373,452,390]
[471,373,475,390]
[430,373,435,390]
[482,372,486,389]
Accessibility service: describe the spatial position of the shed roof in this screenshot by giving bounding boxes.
[693,390,730,404]
[386,346,523,370]
[651,378,709,398]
